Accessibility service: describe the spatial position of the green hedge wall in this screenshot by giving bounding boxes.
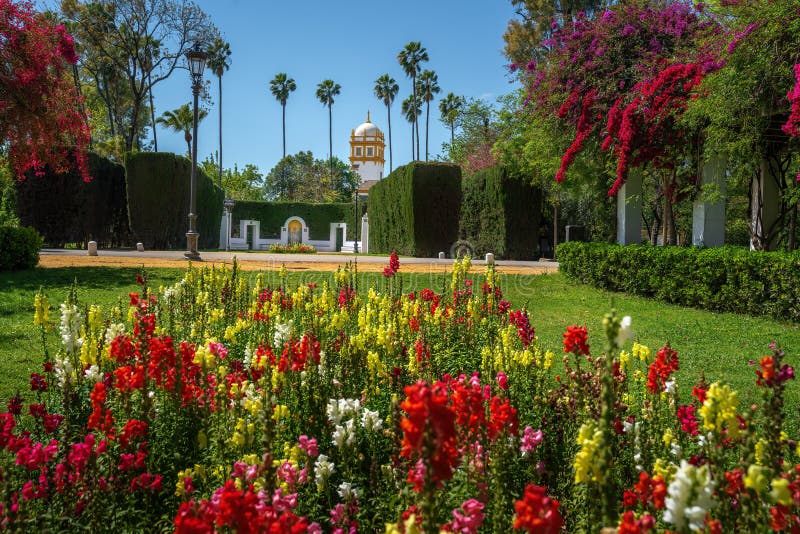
[15,153,130,247]
[125,153,223,249]
[0,225,42,270]
[557,242,800,322]
[231,201,366,241]
[460,166,542,259]
[368,162,462,257]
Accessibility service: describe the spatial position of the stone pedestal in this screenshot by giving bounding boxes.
[485,252,495,265]
[617,171,642,245]
[692,156,727,247]
[360,214,369,254]
[136,242,144,252]
[87,241,97,256]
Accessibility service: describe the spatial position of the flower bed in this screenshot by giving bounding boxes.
[268,243,316,254]
[3,256,798,532]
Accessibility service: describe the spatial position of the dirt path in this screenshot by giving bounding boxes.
[37,254,557,275]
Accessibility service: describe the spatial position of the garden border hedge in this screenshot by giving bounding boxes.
[556,242,800,322]
[0,225,42,271]
[368,162,462,257]
[231,201,365,241]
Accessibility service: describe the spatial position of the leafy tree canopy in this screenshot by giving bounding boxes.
[264,151,358,203]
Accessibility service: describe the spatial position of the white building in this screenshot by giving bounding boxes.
[349,112,385,195]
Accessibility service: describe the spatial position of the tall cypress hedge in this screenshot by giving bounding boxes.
[460,166,542,259]
[15,152,130,247]
[125,152,223,249]
[368,162,462,257]
[232,201,365,241]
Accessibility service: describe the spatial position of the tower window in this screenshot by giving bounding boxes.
[367,147,374,157]
[355,147,362,156]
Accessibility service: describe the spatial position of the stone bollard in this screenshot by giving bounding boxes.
[485,252,495,265]
[87,241,98,256]
[136,242,144,252]
[438,251,446,259]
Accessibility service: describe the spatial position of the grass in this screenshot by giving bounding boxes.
[1,266,799,429]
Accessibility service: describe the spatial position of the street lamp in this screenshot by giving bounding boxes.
[223,198,235,252]
[184,42,207,260]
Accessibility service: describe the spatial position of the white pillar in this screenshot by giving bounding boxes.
[360,214,369,254]
[617,171,642,245]
[692,156,727,247]
[219,210,228,249]
[750,158,781,250]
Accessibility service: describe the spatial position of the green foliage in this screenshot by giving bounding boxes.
[231,201,364,241]
[263,152,357,203]
[199,156,264,201]
[0,160,17,226]
[0,225,41,270]
[557,242,800,322]
[460,166,542,259]
[14,153,130,247]
[368,162,462,256]
[125,152,223,249]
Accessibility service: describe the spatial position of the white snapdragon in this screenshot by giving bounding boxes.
[273,320,293,348]
[59,303,83,352]
[337,481,361,502]
[332,419,357,449]
[314,455,335,490]
[83,365,103,383]
[664,460,716,532]
[664,380,676,394]
[361,408,383,432]
[616,315,633,347]
[326,398,361,425]
[104,322,126,345]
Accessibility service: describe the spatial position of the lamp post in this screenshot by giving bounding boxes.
[223,198,235,252]
[184,42,208,260]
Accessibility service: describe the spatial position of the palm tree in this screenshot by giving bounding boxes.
[373,74,399,174]
[142,39,161,152]
[417,70,440,161]
[401,94,422,162]
[270,73,297,160]
[397,41,428,160]
[315,79,341,183]
[156,103,208,156]
[207,38,232,190]
[439,92,463,147]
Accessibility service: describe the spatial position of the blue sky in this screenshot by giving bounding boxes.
[53,0,521,175]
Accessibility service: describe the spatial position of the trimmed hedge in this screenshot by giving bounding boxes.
[125,153,223,249]
[15,153,130,247]
[368,162,462,257]
[0,225,42,270]
[557,242,800,322]
[232,201,365,241]
[460,166,542,259]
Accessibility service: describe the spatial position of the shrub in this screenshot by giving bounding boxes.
[232,201,364,241]
[460,166,542,259]
[557,242,800,322]
[268,243,316,253]
[14,152,130,247]
[0,225,42,270]
[368,162,462,256]
[125,152,223,249]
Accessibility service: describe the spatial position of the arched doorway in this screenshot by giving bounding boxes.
[288,220,303,244]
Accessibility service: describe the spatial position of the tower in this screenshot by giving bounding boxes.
[349,111,385,191]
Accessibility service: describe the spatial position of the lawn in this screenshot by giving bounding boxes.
[2,265,799,428]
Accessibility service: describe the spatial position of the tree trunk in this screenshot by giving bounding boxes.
[282,102,286,159]
[553,201,559,260]
[328,103,333,193]
[411,74,418,161]
[425,100,430,161]
[789,204,798,252]
[387,104,393,174]
[218,74,223,191]
[450,123,454,146]
[662,173,675,246]
[149,71,158,152]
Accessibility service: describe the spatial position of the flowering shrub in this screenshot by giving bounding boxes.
[5,257,799,531]
[268,243,316,254]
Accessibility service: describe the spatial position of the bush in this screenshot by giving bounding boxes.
[368,162,462,257]
[557,242,800,322]
[460,166,542,259]
[125,152,223,249]
[14,153,130,247]
[0,225,42,270]
[232,201,365,241]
